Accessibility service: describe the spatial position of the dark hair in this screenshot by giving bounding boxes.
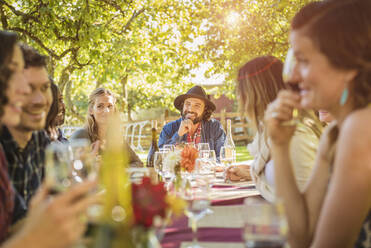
[20,44,47,69]
[292,0,371,109]
[45,80,59,131]
[237,56,285,130]
[179,101,213,122]
[0,31,18,118]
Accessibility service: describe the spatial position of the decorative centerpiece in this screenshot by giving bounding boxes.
[163,144,198,192]
[163,144,199,173]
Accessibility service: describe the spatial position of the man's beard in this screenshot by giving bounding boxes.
[182,110,203,124]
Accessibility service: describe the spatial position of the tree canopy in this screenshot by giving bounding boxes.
[0,0,312,124]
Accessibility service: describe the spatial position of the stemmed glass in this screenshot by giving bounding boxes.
[158,150,175,188]
[282,48,300,126]
[184,178,211,248]
[153,151,165,180]
[45,142,72,194]
[45,139,97,194]
[69,139,97,183]
[220,146,235,167]
[196,150,217,174]
[243,198,288,247]
[163,144,175,152]
[197,143,210,152]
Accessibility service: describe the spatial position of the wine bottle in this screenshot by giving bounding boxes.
[223,119,236,163]
[146,120,159,167]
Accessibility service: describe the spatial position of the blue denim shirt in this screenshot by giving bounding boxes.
[158,118,226,159]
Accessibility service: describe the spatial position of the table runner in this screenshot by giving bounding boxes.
[161,181,261,248]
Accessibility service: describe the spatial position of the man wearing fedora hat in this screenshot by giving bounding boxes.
[158,85,226,158]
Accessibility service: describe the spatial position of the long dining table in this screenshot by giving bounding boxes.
[161,178,261,248]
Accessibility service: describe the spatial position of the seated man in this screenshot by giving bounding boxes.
[158,85,226,159]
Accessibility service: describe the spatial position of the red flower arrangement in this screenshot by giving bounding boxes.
[131,177,168,228]
[180,145,199,172]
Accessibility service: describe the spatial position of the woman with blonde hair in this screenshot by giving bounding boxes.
[71,87,142,167]
[226,56,322,202]
[265,0,371,247]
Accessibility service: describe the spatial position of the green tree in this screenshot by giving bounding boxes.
[199,0,313,96]
[0,0,207,123]
[0,0,313,124]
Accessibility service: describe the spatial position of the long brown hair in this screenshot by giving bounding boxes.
[292,0,371,161]
[237,56,286,132]
[291,0,371,110]
[86,87,116,143]
[237,56,323,143]
[0,31,18,118]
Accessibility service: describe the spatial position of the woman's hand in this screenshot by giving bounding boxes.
[226,165,251,181]
[264,90,301,146]
[13,181,99,248]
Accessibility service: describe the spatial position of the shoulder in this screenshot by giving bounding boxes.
[162,118,181,130]
[333,108,371,173]
[205,118,223,128]
[70,128,89,140]
[339,108,371,147]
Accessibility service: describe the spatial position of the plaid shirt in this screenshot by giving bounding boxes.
[187,123,202,145]
[0,126,49,210]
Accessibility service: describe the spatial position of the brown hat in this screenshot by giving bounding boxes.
[174,85,216,111]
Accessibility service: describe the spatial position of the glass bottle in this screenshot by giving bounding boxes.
[146,120,159,168]
[223,119,236,163]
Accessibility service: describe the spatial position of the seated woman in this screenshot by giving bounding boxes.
[45,82,68,143]
[71,87,143,167]
[226,56,323,202]
[0,30,98,248]
[265,0,371,247]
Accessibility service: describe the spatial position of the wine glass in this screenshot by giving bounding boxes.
[243,198,288,248]
[184,178,211,248]
[220,146,235,167]
[282,48,300,126]
[160,151,175,188]
[197,143,210,152]
[153,151,164,179]
[69,139,97,183]
[45,142,73,194]
[163,144,175,151]
[197,150,217,173]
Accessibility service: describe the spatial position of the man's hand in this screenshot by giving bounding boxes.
[178,118,194,136]
[8,181,100,248]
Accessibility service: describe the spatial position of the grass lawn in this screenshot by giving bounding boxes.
[137,145,252,164]
[235,145,253,162]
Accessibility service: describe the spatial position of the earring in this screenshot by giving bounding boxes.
[339,87,349,106]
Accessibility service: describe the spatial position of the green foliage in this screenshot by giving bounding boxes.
[200,0,313,94]
[0,0,313,124]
